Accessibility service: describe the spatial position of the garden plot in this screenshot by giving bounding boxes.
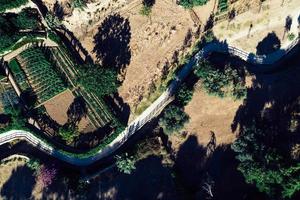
[17,48,66,104]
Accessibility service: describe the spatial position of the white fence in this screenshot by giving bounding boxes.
[0,37,299,166]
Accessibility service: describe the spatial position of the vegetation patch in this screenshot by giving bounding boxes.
[194,59,246,99]
[178,0,208,9]
[0,0,28,13]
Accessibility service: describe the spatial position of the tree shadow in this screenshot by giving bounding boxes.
[67,96,87,126]
[142,0,156,7]
[86,155,177,200]
[256,32,281,55]
[53,1,65,20]
[174,135,265,200]
[231,49,300,134]
[104,93,130,125]
[93,14,131,73]
[204,13,215,32]
[0,165,36,200]
[285,15,293,32]
[20,88,38,109]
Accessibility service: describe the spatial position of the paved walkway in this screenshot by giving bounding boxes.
[0,36,299,166]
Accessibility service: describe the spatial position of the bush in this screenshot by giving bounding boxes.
[58,125,79,144]
[140,5,152,16]
[287,33,296,41]
[115,153,136,174]
[159,105,189,135]
[176,84,194,106]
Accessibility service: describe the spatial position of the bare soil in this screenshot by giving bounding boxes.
[179,88,242,147]
[43,89,95,133]
[213,0,300,53]
[59,0,215,116]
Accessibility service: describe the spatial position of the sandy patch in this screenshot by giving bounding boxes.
[43,89,94,133]
[182,88,242,146]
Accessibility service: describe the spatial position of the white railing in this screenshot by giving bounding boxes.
[0,37,299,166]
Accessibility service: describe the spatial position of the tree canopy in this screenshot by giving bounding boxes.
[78,64,119,98]
[159,105,189,135]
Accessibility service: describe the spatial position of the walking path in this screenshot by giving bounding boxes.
[0,35,299,166]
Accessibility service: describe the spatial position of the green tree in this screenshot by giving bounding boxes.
[78,64,119,97]
[176,84,193,106]
[159,105,189,135]
[231,124,300,198]
[115,153,136,174]
[58,125,79,144]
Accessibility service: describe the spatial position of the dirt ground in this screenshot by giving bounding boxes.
[58,0,215,115]
[43,89,95,133]
[213,0,300,53]
[0,158,39,199]
[169,88,242,150]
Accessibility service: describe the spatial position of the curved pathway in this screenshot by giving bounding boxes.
[0,37,299,166]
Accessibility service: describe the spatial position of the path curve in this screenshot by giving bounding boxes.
[0,37,299,166]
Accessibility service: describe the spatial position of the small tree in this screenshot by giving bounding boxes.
[176,84,193,106]
[140,0,155,16]
[115,153,136,174]
[159,105,189,135]
[58,125,79,144]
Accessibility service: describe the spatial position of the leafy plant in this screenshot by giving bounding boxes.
[58,125,79,144]
[115,153,136,174]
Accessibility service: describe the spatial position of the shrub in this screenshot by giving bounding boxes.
[176,84,194,106]
[287,33,296,41]
[115,153,136,174]
[58,125,79,144]
[159,105,189,135]
[140,5,152,16]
